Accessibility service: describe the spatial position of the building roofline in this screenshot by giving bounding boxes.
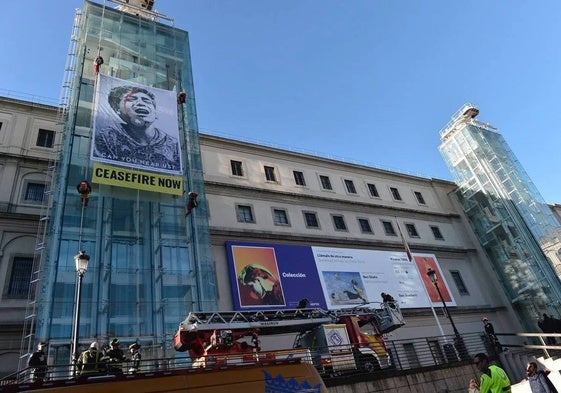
[200,132,455,186]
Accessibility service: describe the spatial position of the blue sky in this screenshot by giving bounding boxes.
[1,1,560,202]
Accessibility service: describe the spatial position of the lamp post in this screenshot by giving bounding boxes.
[426,267,468,360]
[71,251,90,374]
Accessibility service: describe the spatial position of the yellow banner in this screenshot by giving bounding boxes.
[92,163,183,196]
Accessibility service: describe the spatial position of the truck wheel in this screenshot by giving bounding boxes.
[360,355,379,372]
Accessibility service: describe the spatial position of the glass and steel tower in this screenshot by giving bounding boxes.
[439,104,561,328]
[26,0,217,365]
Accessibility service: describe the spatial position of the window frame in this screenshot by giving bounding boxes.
[264,165,277,182]
[303,211,320,229]
[6,256,34,298]
[235,204,255,223]
[381,220,397,236]
[389,186,402,201]
[358,218,373,234]
[414,191,426,205]
[430,225,444,240]
[344,179,357,194]
[272,207,290,226]
[36,128,55,148]
[332,214,348,231]
[293,170,306,186]
[405,223,420,238]
[230,160,244,177]
[450,270,470,296]
[367,183,380,198]
[22,181,46,204]
[319,175,333,191]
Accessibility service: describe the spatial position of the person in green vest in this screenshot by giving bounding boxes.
[474,352,511,393]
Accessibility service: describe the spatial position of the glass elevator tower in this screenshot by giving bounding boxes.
[439,104,561,328]
[28,0,217,365]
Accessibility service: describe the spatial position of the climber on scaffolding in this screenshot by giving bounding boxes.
[94,55,104,74]
[77,180,92,207]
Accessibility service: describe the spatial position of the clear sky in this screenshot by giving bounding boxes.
[1,1,560,202]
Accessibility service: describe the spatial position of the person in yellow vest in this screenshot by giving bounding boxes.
[474,353,511,393]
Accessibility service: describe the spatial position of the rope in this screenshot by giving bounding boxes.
[97,0,107,56]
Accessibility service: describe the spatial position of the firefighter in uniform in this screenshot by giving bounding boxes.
[104,339,126,374]
[77,342,105,376]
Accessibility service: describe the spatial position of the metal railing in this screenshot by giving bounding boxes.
[3,330,554,390]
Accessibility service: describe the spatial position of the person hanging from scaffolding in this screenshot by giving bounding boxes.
[94,55,104,74]
[186,191,198,215]
[177,91,186,104]
[77,180,92,207]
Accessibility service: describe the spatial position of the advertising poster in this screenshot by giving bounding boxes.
[413,254,453,303]
[227,242,456,311]
[227,243,327,310]
[91,74,183,175]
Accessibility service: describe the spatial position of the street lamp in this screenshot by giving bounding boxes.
[426,267,468,360]
[71,250,90,374]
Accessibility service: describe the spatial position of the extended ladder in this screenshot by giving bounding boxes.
[178,309,334,335]
[177,303,405,336]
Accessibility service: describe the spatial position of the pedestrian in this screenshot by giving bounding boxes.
[482,317,503,353]
[526,362,557,393]
[28,342,48,382]
[473,352,511,393]
[77,342,105,376]
[468,378,480,393]
[104,338,126,374]
[128,343,141,374]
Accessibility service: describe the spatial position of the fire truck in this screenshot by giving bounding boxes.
[173,302,405,374]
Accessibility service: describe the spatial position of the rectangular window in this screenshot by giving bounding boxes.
[25,183,46,203]
[230,160,243,176]
[36,129,55,148]
[0,122,3,131]
[405,223,419,238]
[272,208,289,226]
[358,218,373,233]
[293,171,306,186]
[390,187,402,201]
[8,257,34,298]
[236,205,254,223]
[332,215,347,231]
[450,270,469,295]
[382,220,397,236]
[344,179,357,194]
[320,175,332,190]
[414,191,426,205]
[304,212,319,228]
[367,183,379,197]
[264,166,276,182]
[431,225,444,240]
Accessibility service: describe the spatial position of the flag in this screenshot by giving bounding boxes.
[396,220,413,262]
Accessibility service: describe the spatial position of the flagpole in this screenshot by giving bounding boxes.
[395,219,447,341]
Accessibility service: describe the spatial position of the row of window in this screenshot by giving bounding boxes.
[235,204,445,240]
[0,123,54,148]
[230,160,427,205]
